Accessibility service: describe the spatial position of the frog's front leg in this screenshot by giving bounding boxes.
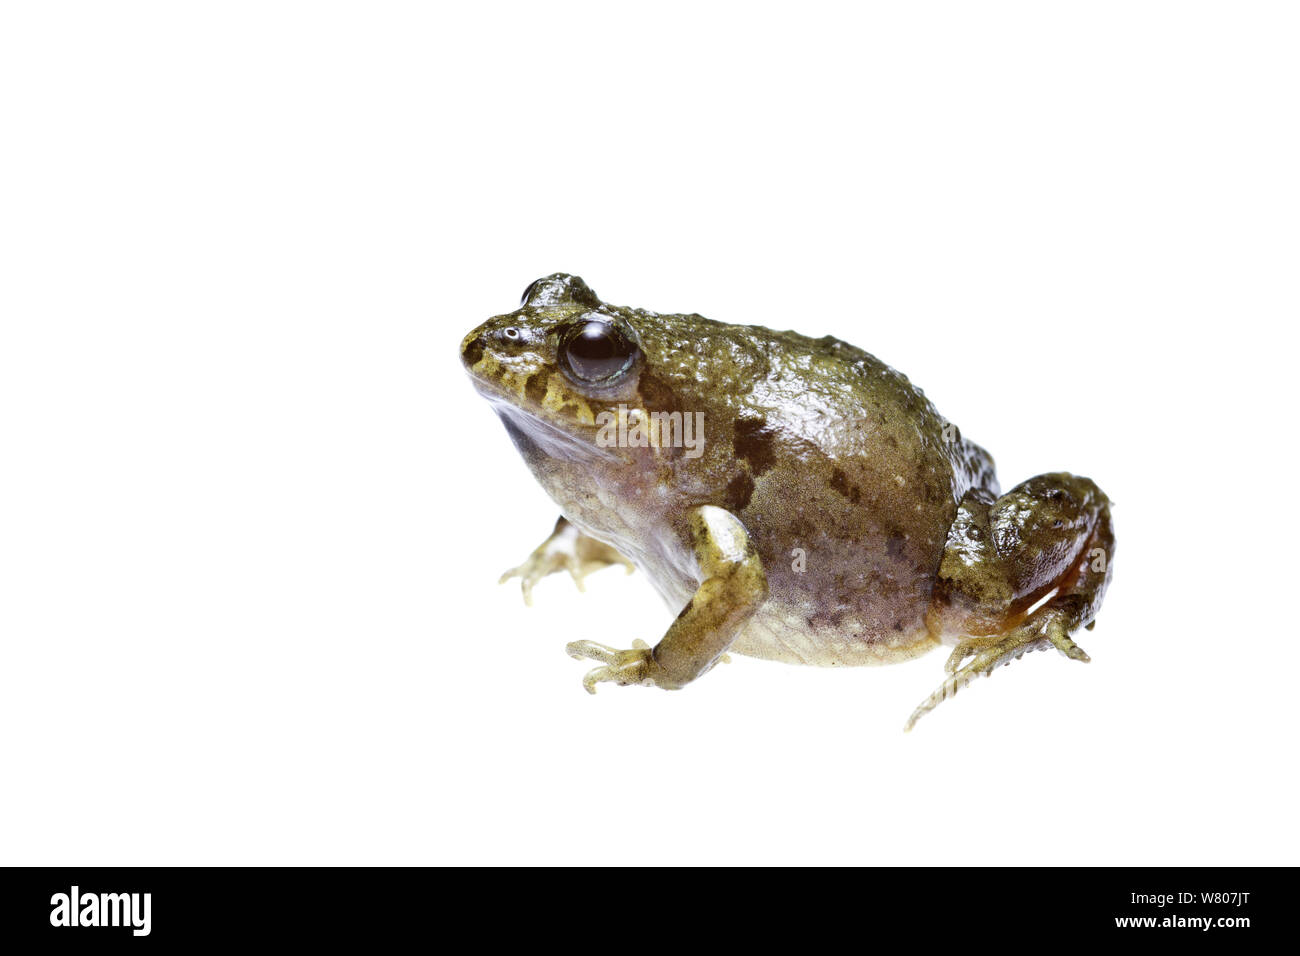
[499,516,634,606]
[908,473,1115,731]
[567,505,767,692]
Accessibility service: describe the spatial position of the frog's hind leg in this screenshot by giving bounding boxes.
[499,516,634,606]
[906,473,1115,732]
[906,594,1095,731]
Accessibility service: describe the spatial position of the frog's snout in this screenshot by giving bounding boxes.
[460,328,488,371]
[459,322,515,372]
[460,320,543,374]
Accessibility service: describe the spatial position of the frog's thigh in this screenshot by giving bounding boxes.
[567,506,768,691]
[911,473,1115,730]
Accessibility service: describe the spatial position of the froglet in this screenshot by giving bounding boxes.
[459,274,1115,729]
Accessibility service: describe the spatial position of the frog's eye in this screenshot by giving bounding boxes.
[559,320,639,385]
[520,280,541,306]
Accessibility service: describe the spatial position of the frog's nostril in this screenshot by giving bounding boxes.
[461,333,486,369]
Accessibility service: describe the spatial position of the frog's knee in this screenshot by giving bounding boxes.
[992,474,1111,574]
[1003,473,1110,520]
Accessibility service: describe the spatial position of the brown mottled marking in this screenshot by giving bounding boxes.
[636,369,682,414]
[828,467,861,504]
[734,417,778,476]
[525,371,548,406]
[462,336,485,368]
[724,470,755,511]
[886,532,907,559]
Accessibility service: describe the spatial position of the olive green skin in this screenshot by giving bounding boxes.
[460,273,1005,665]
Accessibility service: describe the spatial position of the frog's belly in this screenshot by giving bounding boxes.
[638,556,938,667]
[731,601,939,667]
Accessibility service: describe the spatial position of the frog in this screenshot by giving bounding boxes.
[459,274,1115,730]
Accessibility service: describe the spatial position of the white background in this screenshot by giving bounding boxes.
[2,2,1296,866]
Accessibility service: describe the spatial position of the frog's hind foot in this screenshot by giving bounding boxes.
[940,625,1088,675]
[906,595,1093,732]
[499,516,634,606]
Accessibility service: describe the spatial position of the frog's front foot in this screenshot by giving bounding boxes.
[565,507,765,695]
[499,516,634,606]
[566,639,680,692]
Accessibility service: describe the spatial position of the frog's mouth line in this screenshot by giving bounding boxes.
[475,390,623,465]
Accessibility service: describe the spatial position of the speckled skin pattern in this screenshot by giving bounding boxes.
[461,274,1114,728]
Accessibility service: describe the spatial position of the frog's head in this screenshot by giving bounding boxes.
[460,274,659,466]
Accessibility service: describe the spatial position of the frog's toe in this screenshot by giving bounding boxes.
[498,560,542,606]
[565,639,622,665]
[906,643,1020,732]
[1047,627,1091,662]
[943,643,975,675]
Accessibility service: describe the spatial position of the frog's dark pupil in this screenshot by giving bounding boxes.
[564,321,634,381]
[520,280,541,306]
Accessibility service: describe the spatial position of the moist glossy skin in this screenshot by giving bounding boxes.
[460,274,1115,729]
